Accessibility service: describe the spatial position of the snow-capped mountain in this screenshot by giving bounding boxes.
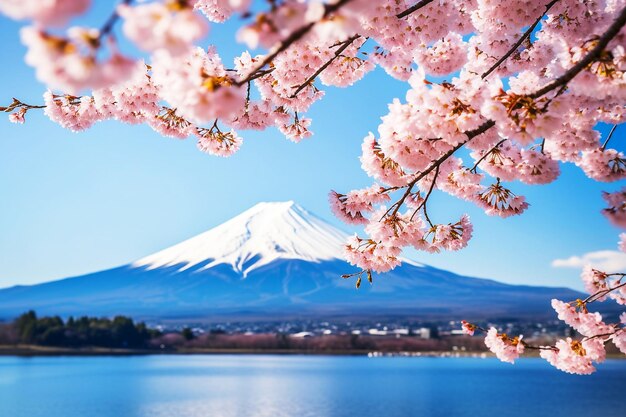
[133,201,352,276]
[0,202,590,321]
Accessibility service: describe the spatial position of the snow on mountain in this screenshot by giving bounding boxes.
[0,201,594,321]
[134,201,352,276]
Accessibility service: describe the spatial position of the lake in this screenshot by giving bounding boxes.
[0,355,624,417]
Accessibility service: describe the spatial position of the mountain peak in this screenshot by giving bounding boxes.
[133,201,349,276]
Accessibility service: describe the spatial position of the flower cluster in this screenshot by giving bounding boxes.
[483,328,524,364]
[540,338,606,375]
[463,266,625,374]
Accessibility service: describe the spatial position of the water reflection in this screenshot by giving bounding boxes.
[0,355,624,417]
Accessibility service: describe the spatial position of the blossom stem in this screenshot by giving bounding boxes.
[235,0,354,87]
[601,124,619,150]
[0,98,46,112]
[289,34,362,98]
[98,0,133,42]
[582,280,626,304]
[530,5,626,99]
[396,0,435,19]
[388,120,496,219]
[410,165,439,223]
[481,0,559,79]
[470,139,506,173]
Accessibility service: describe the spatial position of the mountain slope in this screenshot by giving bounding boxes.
[0,201,589,321]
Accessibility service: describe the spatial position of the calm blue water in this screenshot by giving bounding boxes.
[0,355,624,417]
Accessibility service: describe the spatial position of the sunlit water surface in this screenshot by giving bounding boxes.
[1,355,624,417]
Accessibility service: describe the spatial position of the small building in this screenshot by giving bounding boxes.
[413,327,432,339]
[291,331,314,338]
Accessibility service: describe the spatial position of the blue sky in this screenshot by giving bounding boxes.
[0,4,625,291]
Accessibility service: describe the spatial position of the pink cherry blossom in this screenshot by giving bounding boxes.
[196,127,242,157]
[194,0,250,23]
[329,185,390,226]
[540,338,605,375]
[602,188,626,228]
[0,0,89,27]
[9,108,26,124]
[278,115,313,143]
[414,32,467,76]
[461,320,476,336]
[484,327,525,364]
[118,2,208,55]
[151,47,245,124]
[551,299,613,338]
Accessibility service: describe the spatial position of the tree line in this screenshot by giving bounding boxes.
[3,311,161,348]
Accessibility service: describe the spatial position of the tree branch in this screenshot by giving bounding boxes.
[601,124,619,150]
[235,0,354,87]
[481,0,559,79]
[289,34,362,98]
[410,165,439,223]
[530,5,626,99]
[396,0,435,19]
[390,120,496,217]
[470,139,507,172]
[98,0,133,42]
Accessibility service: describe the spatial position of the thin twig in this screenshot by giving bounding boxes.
[410,165,439,222]
[396,0,435,19]
[530,5,626,99]
[389,120,496,218]
[470,139,507,173]
[583,280,626,304]
[601,124,619,150]
[98,0,133,42]
[482,0,559,79]
[289,34,361,98]
[235,0,353,86]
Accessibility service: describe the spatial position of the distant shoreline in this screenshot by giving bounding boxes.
[2,345,624,359]
[0,344,479,357]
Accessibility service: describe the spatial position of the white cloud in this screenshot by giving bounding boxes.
[552,250,626,273]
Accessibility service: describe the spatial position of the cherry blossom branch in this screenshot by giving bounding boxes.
[470,139,507,173]
[530,5,626,99]
[289,34,362,98]
[601,124,619,150]
[396,0,435,19]
[341,268,373,288]
[0,98,46,112]
[235,0,354,86]
[581,326,624,342]
[387,120,496,218]
[581,279,626,304]
[464,323,557,351]
[410,165,439,224]
[481,0,559,79]
[98,0,133,42]
[382,8,626,225]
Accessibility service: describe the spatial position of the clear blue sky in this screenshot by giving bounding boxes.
[0,4,624,291]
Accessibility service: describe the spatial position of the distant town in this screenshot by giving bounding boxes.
[3,311,607,356]
[151,317,577,341]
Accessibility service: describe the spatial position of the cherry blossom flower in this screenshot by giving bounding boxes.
[0,0,89,27]
[484,327,525,364]
[551,299,613,338]
[118,1,208,55]
[151,47,245,124]
[461,320,476,336]
[9,108,26,124]
[194,0,250,23]
[602,188,626,228]
[540,338,605,375]
[196,127,242,157]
